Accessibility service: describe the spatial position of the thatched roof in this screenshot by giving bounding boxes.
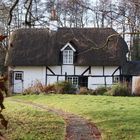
[6,27,128,66]
[122,61,140,76]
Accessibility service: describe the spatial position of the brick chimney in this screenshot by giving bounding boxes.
[49,8,58,31]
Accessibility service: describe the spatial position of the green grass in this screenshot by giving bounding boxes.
[10,94,140,140]
[1,100,65,140]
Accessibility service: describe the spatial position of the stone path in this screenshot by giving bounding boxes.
[11,99,101,140]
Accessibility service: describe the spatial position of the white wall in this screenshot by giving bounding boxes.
[47,65,120,89]
[104,66,119,75]
[91,66,119,76]
[47,66,119,76]
[47,66,61,75]
[75,66,89,75]
[46,76,65,85]
[91,66,103,75]
[132,76,140,94]
[47,65,75,75]
[47,76,57,85]
[88,76,104,89]
[106,77,112,85]
[58,76,65,81]
[12,66,46,92]
[62,65,74,75]
[88,66,120,89]
[10,65,120,92]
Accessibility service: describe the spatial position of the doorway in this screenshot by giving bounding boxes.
[13,71,23,93]
[79,76,88,88]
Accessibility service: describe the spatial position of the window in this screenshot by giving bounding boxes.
[61,42,76,64]
[63,50,73,64]
[67,77,78,87]
[113,76,120,83]
[15,72,23,80]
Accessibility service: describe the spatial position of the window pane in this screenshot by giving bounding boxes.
[15,73,23,80]
[67,77,78,86]
[63,50,73,64]
[113,76,120,83]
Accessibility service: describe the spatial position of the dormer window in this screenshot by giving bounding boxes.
[61,42,76,65]
[63,50,73,64]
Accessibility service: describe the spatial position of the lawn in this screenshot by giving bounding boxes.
[10,94,140,140]
[1,100,65,140]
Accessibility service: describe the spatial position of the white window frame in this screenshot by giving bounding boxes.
[63,50,74,64]
[15,72,23,80]
[61,42,76,65]
[67,76,79,87]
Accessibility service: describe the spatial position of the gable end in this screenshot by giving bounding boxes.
[61,42,76,52]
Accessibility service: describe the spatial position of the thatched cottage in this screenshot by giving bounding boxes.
[5,27,129,93]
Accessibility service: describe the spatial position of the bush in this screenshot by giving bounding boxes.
[55,81,76,94]
[43,84,56,94]
[77,86,110,95]
[23,83,43,95]
[105,83,130,96]
[23,81,44,95]
[23,87,35,95]
[23,80,76,95]
[94,86,109,95]
[78,87,89,95]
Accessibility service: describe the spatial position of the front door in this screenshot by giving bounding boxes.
[79,76,88,88]
[13,71,23,93]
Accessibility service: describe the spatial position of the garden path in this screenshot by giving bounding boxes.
[10,99,101,140]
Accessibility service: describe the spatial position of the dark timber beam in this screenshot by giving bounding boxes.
[112,66,120,76]
[81,66,90,75]
[46,66,56,75]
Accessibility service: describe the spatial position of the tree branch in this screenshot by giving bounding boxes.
[24,0,33,27]
[77,32,140,56]
[8,0,19,25]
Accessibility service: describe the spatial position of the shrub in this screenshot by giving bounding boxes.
[78,87,89,95]
[23,87,35,95]
[43,84,56,94]
[77,86,110,95]
[23,80,76,95]
[105,83,130,96]
[55,81,76,94]
[94,86,109,95]
[23,81,46,95]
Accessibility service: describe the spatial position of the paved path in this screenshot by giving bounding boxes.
[10,99,101,140]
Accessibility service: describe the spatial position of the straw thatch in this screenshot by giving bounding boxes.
[5,27,128,66]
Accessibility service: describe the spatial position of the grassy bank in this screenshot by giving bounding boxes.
[2,100,65,140]
[10,94,140,140]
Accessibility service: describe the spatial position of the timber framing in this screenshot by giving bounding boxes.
[46,66,56,75]
[81,66,91,75]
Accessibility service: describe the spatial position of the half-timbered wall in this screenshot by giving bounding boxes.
[10,65,120,93]
[46,65,120,89]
